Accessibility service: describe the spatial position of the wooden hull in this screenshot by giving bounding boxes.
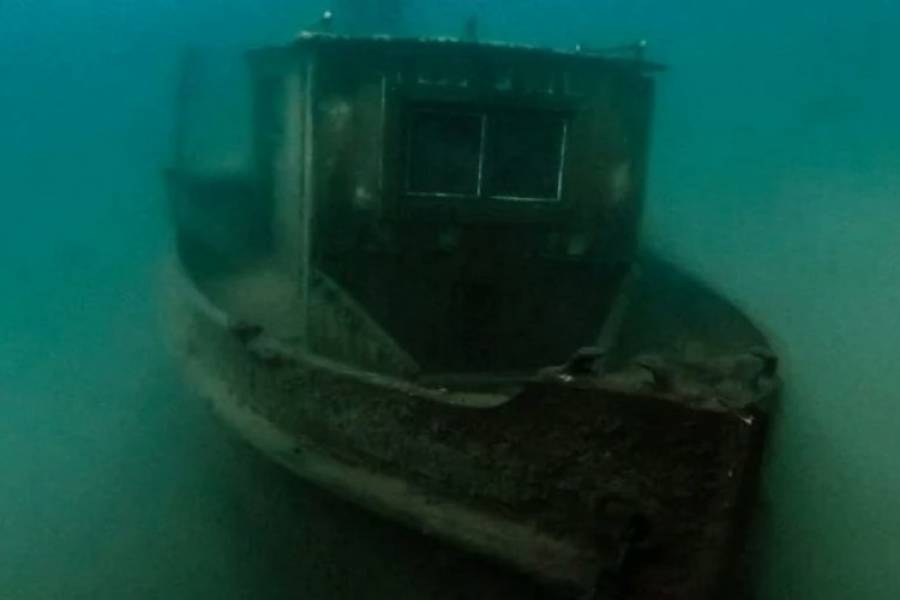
[167,260,771,599]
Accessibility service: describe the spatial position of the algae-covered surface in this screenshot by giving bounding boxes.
[176,272,767,598]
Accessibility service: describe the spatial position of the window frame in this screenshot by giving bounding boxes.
[403,108,488,200]
[479,110,569,203]
[385,83,577,221]
[401,102,571,205]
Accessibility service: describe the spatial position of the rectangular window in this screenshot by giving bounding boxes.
[484,111,566,201]
[406,109,484,197]
[404,106,567,203]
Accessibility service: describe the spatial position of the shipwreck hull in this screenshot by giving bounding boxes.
[165,33,777,599]
[169,260,770,599]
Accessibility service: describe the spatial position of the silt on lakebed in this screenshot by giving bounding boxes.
[165,26,778,600]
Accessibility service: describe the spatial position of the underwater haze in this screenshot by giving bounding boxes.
[2,1,899,598]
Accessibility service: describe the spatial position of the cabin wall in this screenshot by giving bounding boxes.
[304,45,405,370]
[559,62,655,264]
[312,46,387,245]
[253,53,309,282]
[302,42,655,373]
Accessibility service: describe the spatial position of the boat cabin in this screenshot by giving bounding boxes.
[175,33,662,378]
[168,33,777,600]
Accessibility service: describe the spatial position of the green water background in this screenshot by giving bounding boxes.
[1,1,898,598]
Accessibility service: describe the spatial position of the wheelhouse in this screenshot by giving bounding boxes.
[185,33,662,377]
[167,32,777,600]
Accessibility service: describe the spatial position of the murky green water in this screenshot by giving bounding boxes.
[2,1,898,598]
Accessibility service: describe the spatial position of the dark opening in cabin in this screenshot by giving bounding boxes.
[405,106,567,202]
[407,109,484,197]
[485,111,566,201]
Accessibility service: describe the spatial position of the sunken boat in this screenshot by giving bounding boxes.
[165,25,778,600]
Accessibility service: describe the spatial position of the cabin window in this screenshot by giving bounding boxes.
[405,106,567,203]
[484,111,566,201]
[407,110,484,197]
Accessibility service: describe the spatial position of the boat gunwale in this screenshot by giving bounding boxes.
[169,255,769,418]
[169,256,612,595]
[166,252,774,598]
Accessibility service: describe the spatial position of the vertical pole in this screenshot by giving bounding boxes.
[298,52,317,343]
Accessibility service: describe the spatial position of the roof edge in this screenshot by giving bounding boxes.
[247,31,666,73]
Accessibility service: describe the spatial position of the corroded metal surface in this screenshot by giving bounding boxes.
[169,260,772,599]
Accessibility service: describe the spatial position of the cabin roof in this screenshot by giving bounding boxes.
[252,31,665,74]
